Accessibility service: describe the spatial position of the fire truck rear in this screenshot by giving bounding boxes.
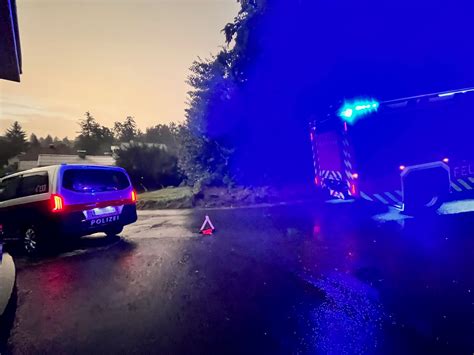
[310,88,474,212]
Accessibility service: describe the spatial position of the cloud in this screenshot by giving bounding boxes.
[0,100,76,121]
[0,96,79,137]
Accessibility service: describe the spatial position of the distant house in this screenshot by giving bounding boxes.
[8,146,70,171]
[18,159,38,171]
[8,152,38,171]
[37,153,115,167]
[9,148,115,172]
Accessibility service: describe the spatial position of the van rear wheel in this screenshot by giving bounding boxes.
[23,226,43,255]
[105,226,123,238]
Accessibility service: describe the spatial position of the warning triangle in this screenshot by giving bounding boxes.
[200,215,215,234]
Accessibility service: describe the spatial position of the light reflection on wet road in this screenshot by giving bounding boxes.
[6,201,474,354]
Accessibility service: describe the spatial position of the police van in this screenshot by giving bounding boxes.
[0,164,138,254]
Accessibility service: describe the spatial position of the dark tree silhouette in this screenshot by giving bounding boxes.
[114,116,138,142]
[5,121,28,156]
[75,112,114,154]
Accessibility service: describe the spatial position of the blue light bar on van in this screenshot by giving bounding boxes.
[338,99,379,124]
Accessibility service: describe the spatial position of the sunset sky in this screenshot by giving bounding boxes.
[0,0,239,138]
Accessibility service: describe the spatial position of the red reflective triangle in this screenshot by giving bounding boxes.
[199,215,215,234]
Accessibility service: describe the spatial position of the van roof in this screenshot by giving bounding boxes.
[1,164,126,180]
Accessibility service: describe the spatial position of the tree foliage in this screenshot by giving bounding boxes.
[114,116,139,142]
[0,138,12,167]
[75,112,114,154]
[144,123,179,152]
[5,121,28,157]
[179,1,267,186]
[178,52,239,186]
[29,134,40,148]
[115,144,182,190]
[40,135,53,147]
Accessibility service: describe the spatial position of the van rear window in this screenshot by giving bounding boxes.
[62,169,130,193]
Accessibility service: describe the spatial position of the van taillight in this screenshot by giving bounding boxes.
[131,190,137,203]
[51,194,65,212]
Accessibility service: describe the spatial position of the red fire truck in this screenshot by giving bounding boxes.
[310,88,474,212]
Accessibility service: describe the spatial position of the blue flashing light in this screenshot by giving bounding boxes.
[338,99,379,124]
[341,108,353,118]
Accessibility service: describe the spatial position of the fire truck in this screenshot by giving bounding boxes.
[310,88,474,212]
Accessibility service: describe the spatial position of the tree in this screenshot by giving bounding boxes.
[5,121,28,156]
[0,138,12,167]
[178,1,268,186]
[144,123,179,153]
[75,112,114,154]
[114,116,138,142]
[178,52,238,186]
[40,135,54,147]
[62,137,73,147]
[29,133,40,148]
[115,144,182,190]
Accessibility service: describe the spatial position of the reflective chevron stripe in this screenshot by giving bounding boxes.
[451,181,462,192]
[360,191,373,201]
[359,177,474,208]
[385,192,402,204]
[373,193,389,204]
[359,191,402,207]
[457,179,472,190]
[451,178,474,192]
[321,170,343,181]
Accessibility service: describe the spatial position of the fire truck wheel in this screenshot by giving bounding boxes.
[402,164,450,214]
[403,192,445,214]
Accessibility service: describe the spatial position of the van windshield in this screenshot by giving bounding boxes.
[62,169,130,193]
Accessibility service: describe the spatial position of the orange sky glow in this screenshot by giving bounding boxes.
[0,0,239,138]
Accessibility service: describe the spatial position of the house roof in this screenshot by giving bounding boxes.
[37,154,115,167]
[18,160,38,171]
[18,146,74,161]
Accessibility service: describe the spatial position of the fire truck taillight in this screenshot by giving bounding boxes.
[442,158,449,163]
[350,183,357,195]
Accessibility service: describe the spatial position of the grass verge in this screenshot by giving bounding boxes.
[137,187,195,209]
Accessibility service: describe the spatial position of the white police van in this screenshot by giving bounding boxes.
[0,165,138,254]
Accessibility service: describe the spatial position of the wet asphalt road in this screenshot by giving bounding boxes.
[4,200,474,354]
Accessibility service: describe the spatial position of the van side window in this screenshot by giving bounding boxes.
[18,172,49,198]
[0,177,21,201]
